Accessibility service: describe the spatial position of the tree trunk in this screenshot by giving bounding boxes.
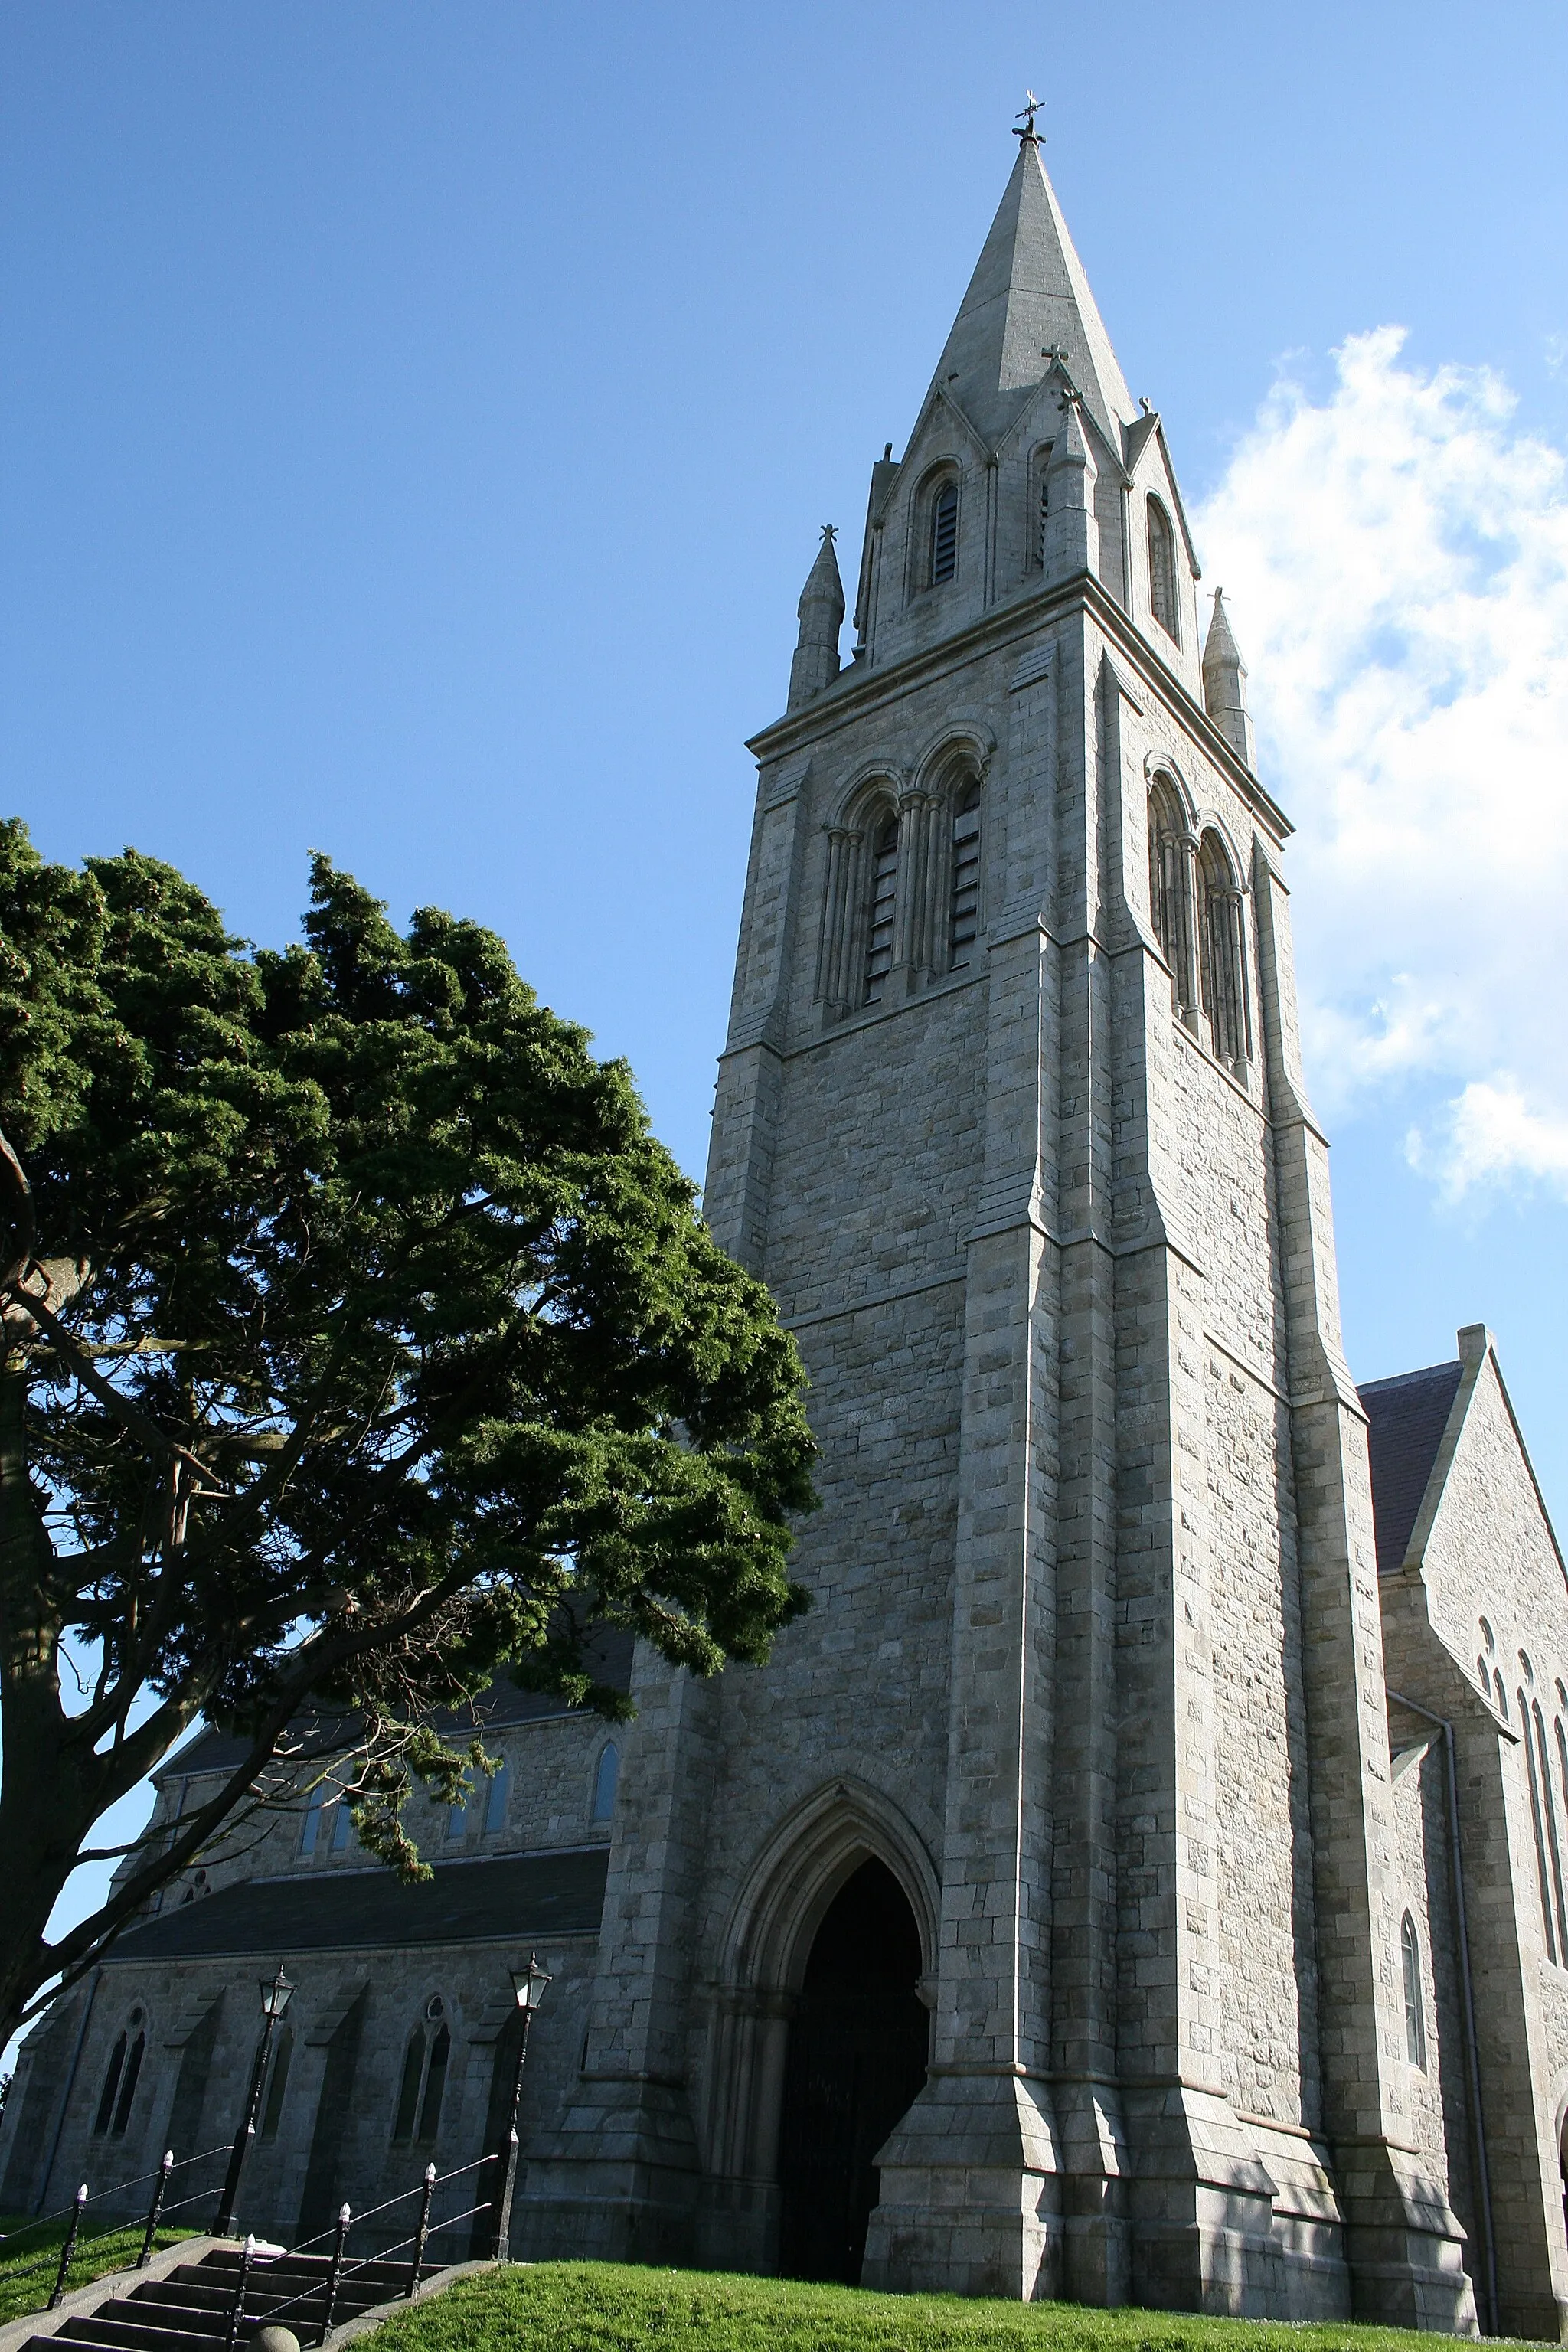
[0,1362,95,2049]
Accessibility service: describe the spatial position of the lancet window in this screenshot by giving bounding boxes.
[392,1996,452,2143]
[1146,783,1253,1078]
[1147,778,1192,1000]
[592,1740,620,1823]
[1197,831,1253,1073]
[929,481,959,585]
[1533,1697,1568,1959]
[863,813,900,1004]
[1147,496,1178,639]
[1400,1914,1426,2069]
[1521,1684,1560,1962]
[818,763,986,1022]
[949,784,982,969]
[93,2010,147,2138]
[483,1759,510,1836]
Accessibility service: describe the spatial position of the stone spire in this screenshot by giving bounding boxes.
[925,131,1135,453]
[788,526,844,709]
[1202,589,1254,766]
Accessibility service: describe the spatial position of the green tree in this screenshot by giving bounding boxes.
[0,823,814,2050]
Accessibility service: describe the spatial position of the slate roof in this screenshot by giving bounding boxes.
[160,1627,636,1782]
[1358,1359,1465,1574]
[103,1846,608,1964]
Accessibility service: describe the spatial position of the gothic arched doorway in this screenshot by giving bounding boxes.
[776,1856,929,2284]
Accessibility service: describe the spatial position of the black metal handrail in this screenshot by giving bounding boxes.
[286,2151,494,2255]
[0,2142,230,2259]
[0,2144,232,2308]
[224,2153,498,2345]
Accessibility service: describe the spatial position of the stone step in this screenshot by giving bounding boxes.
[15,2246,449,2352]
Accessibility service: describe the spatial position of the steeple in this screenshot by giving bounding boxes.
[926,126,1135,454]
[787,526,844,710]
[1202,588,1254,766]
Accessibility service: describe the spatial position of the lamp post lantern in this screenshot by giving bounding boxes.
[490,1953,550,2261]
[216,1966,293,2236]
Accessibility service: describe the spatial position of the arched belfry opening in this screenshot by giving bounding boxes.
[776,1857,929,2284]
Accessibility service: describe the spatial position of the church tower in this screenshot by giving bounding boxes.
[523,125,1478,2328]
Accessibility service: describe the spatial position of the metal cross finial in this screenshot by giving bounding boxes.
[821,524,837,541]
[1014,90,1041,142]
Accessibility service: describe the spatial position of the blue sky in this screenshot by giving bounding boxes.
[4,2,1568,1975]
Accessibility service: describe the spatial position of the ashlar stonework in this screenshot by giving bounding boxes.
[5,128,1567,2337]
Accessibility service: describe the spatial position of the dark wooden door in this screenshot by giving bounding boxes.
[776,1858,929,2283]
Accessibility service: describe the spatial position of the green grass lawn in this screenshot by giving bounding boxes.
[370,2263,1549,2352]
[0,2212,198,2324]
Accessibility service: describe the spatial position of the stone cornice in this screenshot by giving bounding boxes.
[747,569,1292,844]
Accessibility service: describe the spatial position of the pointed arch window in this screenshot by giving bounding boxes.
[1147,777,1197,1021]
[392,1997,452,2144]
[93,2011,146,2138]
[1400,1914,1426,2069]
[1197,832,1252,1073]
[447,1775,471,1840]
[592,1740,620,1823]
[1534,1698,1568,1959]
[483,1759,510,1836]
[1521,1684,1559,1961]
[330,1789,354,1851]
[863,812,900,1004]
[299,1782,326,1859]
[1147,496,1178,640]
[949,784,982,969]
[929,481,959,585]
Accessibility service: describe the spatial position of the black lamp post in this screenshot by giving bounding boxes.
[490,1952,550,2261]
[216,1965,293,2236]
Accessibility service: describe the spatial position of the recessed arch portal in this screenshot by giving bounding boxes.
[701,1782,938,2283]
[776,1857,929,2285]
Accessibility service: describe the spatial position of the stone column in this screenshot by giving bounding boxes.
[1171,831,1202,1029]
[892,790,940,990]
[815,825,861,1019]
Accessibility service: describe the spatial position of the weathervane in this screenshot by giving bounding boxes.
[1014,89,1041,143]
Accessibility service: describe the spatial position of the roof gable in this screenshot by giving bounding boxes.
[1359,1359,1465,1574]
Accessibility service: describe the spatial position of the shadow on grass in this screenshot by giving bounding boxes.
[0,2215,198,2325]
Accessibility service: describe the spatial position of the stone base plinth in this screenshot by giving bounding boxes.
[860,2071,1062,2299]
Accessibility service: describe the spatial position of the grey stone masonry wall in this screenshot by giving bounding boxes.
[1378,1326,1568,2338]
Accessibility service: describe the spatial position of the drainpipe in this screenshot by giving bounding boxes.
[35,1966,101,2216]
[1388,1689,1498,2337]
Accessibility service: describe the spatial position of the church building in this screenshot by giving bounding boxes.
[7,124,1568,2338]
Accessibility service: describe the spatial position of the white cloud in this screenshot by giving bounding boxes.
[1195,327,1568,1202]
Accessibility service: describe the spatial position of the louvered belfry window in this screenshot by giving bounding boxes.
[1148,496,1178,639]
[863,813,899,1003]
[930,481,958,584]
[950,785,982,967]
